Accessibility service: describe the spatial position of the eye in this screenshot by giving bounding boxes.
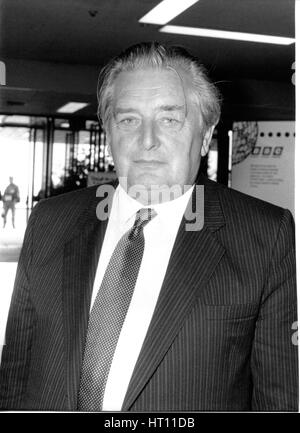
[120,118,136,124]
[119,117,137,125]
[159,117,182,129]
[163,118,177,123]
[117,116,140,128]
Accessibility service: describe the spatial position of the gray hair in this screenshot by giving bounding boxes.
[97,41,221,131]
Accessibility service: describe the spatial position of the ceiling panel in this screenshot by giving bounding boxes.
[174,0,294,37]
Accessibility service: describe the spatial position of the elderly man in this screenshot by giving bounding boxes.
[0,42,297,411]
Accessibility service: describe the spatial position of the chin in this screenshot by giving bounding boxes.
[128,173,164,189]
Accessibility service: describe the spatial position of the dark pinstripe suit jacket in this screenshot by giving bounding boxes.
[0,177,298,411]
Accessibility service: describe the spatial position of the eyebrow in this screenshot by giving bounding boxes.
[158,104,185,112]
[114,107,138,115]
[114,104,186,114]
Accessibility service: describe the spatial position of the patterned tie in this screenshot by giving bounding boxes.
[77,207,157,411]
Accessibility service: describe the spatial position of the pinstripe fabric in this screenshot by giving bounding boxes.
[0,176,298,411]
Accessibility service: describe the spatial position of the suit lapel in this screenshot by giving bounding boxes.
[62,186,113,410]
[122,179,226,410]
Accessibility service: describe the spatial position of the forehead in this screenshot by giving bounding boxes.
[111,67,192,107]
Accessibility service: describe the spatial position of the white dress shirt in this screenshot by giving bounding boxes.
[90,184,193,411]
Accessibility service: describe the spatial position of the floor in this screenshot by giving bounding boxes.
[0,209,26,361]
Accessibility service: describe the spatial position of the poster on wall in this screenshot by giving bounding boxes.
[231,121,295,216]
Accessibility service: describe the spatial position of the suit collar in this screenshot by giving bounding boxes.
[196,174,226,232]
[74,181,117,238]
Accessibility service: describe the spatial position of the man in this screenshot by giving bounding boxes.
[0,42,297,411]
[1,177,20,228]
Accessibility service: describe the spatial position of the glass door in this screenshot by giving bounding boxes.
[0,116,46,261]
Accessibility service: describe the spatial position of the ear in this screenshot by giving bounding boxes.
[201,125,215,157]
[105,130,112,158]
[106,141,112,158]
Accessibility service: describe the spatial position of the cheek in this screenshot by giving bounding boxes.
[109,130,134,158]
[167,129,196,157]
[169,132,202,169]
[112,127,140,146]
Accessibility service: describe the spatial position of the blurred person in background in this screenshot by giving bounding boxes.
[1,177,20,229]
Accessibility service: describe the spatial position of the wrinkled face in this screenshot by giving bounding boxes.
[106,67,214,202]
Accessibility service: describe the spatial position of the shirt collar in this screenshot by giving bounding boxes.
[114,183,194,227]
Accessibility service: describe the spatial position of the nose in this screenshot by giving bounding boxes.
[140,119,158,151]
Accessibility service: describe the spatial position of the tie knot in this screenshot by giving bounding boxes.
[136,207,157,226]
[129,208,157,239]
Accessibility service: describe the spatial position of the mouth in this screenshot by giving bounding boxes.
[134,160,166,168]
